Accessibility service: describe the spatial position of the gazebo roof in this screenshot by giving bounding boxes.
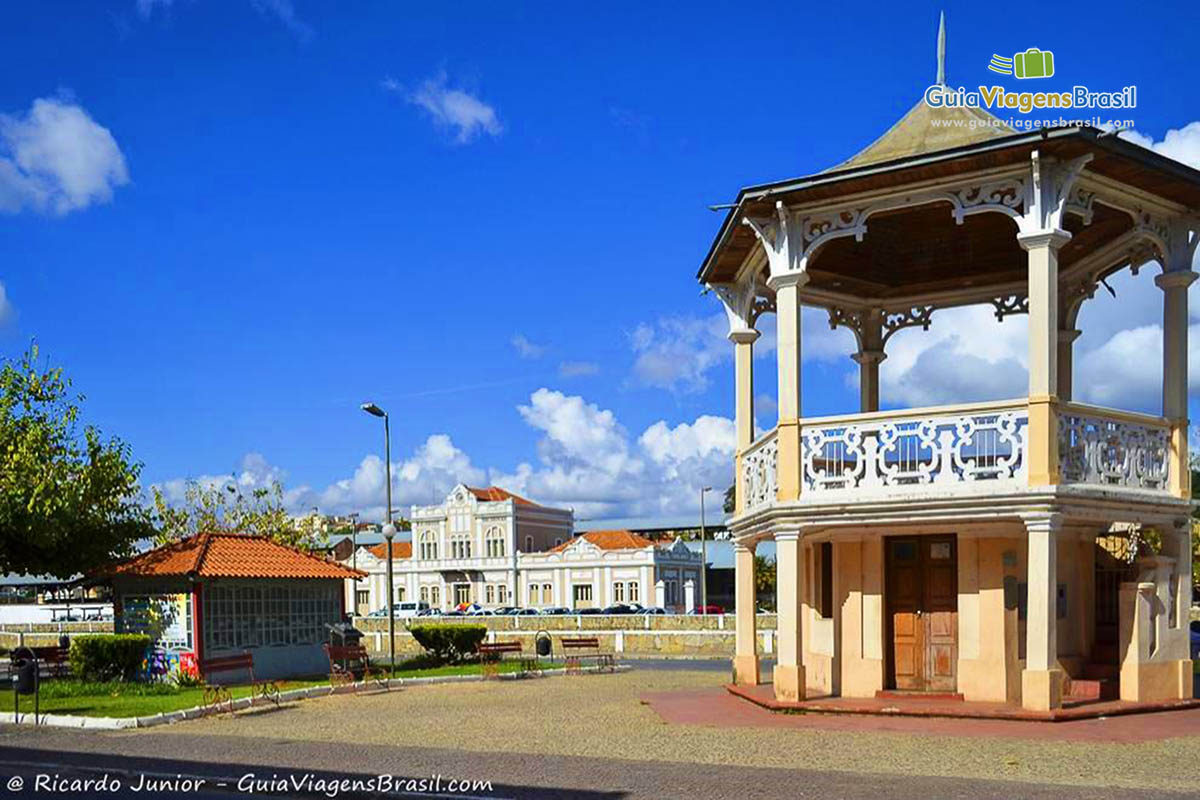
[97,532,367,581]
[833,99,1013,172]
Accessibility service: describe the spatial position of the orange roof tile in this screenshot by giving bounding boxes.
[549,530,655,554]
[466,486,540,506]
[101,533,366,580]
[366,541,412,560]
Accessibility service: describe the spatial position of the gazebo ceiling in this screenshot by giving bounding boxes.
[700,127,1200,293]
[799,200,1135,300]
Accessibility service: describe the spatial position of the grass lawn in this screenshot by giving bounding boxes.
[12,659,558,718]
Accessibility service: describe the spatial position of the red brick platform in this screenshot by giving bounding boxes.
[725,682,1200,723]
[639,686,1200,742]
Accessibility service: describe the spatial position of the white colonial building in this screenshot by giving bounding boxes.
[344,485,703,613]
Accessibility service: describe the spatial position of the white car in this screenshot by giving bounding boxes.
[392,601,431,618]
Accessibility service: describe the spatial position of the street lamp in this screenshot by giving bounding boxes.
[361,402,395,674]
[699,486,712,615]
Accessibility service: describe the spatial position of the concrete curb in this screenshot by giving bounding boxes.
[10,663,631,729]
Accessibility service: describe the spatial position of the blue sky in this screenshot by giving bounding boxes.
[2,1,1199,526]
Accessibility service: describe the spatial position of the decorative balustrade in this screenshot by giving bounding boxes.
[1058,404,1171,491]
[741,430,778,513]
[801,401,1028,496]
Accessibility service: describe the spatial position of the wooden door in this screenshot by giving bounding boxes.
[886,536,958,692]
[922,538,958,692]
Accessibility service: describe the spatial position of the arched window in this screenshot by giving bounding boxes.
[524,535,534,553]
[629,581,639,603]
[419,530,438,560]
[485,526,506,558]
[528,583,538,605]
[430,585,441,607]
[542,584,552,605]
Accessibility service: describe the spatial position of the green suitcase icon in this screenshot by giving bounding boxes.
[1014,48,1054,79]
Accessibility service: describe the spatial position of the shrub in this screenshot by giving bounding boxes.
[69,634,152,682]
[408,624,487,664]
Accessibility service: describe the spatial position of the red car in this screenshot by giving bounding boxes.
[689,604,725,615]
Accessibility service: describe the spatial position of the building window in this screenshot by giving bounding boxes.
[395,586,405,603]
[818,542,833,619]
[486,584,495,604]
[420,586,429,604]
[355,589,369,608]
[529,583,538,605]
[419,530,438,560]
[573,584,593,607]
[430,585,441,608]
[613,583,625,603]
[497,585,508,604]
[203,582,339,653]
[451,532,472,559]
[453,584,470,606]
[628,581,639,603]
[524,535,534,553]
[485,526,506,558]
[542,584,552,605]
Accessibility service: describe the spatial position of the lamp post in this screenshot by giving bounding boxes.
[347,511,360,615]
[700,486,711,615]
[361,402,395,674]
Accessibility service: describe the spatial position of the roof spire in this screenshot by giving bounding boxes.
[936,11,946,86]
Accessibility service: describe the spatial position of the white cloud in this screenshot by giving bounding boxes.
[156,390,739,525]
[558,361,599,377]
[511,333,545,359]
[393,71,502,144]
[0,97,129,216]
[136,0,312,39]
[0,282,13,325]
[1119,121,1200,170]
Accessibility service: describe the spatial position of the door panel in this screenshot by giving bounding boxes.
[887,535,958,692]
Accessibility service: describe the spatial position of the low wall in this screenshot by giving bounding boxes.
[354,613,778,659]
[0,622,115,650]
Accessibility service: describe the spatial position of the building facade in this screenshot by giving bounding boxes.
[344,485,704,613]
[704,73,1198,709]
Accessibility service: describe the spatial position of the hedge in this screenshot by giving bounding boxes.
[69,634,152,682]
[408,624,487,664]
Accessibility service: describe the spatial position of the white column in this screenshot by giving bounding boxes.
[683,579,695,612]
[774,531,805,702]
[1022,513,1062,711]
[654,579,665,609]
[732,542,759,685]
[768,273,808,501]
[1018,229,1070,486]
[730,329,759,450]
[1156,269,1196,498]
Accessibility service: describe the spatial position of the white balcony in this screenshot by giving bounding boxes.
[739,399,1176,514]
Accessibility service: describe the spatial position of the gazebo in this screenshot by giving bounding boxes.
[97,532,365,681]
[702,31,1199,711]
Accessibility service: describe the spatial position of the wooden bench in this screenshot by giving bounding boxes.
[560,637,615,675]
[322,643,389,692]
[198,652,280,714]
[477,641,540,679]
[30,646,69,678]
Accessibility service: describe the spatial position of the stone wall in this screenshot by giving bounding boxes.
[356,613,778,659]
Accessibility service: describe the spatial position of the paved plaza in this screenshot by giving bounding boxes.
[3,664,1200,798]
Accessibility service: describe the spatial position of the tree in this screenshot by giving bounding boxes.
[0,344,152,577]
[723,484,735,515]
[754,554,776,610]
[151,480,326,551]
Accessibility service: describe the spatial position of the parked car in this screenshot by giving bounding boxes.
[687,605,725,615]
[540,607,571,615]
[514,608,540,616]
[467,608,495,616]
[638,607,670,615]
[601,603,639,615]
[393,601,430,618]
[416,608,440,617]
[442,610,465,617]
[493,606,519,615]
[576,607,602,615]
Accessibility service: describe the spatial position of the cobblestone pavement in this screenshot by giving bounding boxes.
[128,667,1200,795]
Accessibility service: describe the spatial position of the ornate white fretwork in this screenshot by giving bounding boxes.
[1064,185,1097,225]
[801,406,1028,493]
[1019,151,1093,234]
[953,177,1027,223]
[740,431,778,513]
[1058,411,1170,490]
[711,280,775,333]
[882,305,935,344]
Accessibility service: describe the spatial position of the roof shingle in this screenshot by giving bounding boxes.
[101,533,366,580]
[549,530,655,553]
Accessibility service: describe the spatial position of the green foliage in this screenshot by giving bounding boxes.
[408,623,487,664]
[754,554,776,609]
[150,480,327,551]
[68,634,152,682]
[38,678,183,699]
[0,344,152,576]
[723,484,735,515]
